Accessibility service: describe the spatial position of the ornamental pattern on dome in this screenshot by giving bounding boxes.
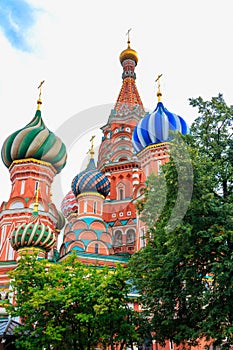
[1,109,67,173]
[61,190,78,218]
[132,101,190,153]
[10,214,56,252]
[71,158,110,198]
[56,210,66,231]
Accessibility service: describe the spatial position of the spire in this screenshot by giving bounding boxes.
[33,186,39,216]
[155,74,163,102]
[37,80,45,110]
[115,31,144,112]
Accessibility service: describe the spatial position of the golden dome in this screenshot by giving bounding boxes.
[119,40,138,65]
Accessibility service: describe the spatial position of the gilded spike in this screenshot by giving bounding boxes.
[37,80,45,110]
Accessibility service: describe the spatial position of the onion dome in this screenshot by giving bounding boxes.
[61,190,78,218]
[56,210,66,231]
[132,101,190,153]
[10,214,56,252]
[71,158,110,198]
[120,39,138,66]
[1,109,67,173]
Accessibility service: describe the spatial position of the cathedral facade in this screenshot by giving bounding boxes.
[0,38,190,348]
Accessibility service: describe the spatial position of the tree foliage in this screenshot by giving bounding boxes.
[129,94,233,349]
[7,253,143,350]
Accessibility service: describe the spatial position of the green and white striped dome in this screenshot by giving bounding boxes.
[1,109,67,173]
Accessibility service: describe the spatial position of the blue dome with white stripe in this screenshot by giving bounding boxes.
[132,101,190,153]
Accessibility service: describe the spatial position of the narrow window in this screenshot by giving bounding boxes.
[35,181,39,193]
[20,180,25,195]
[119,188,124,200]
[95,243,99,254]
[158,160,162,175]
[93,201,97,214]
[84,201,87,213]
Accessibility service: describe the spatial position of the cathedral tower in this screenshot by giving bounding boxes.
[97,34,146,255]
[0,85,67,263]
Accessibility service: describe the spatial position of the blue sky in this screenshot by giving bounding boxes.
[0,0,39,51]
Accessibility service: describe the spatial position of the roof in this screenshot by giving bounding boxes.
[0,318,21,338]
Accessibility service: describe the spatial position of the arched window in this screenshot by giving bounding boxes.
[119,188,124,200]
[9,201,24,209]
[95,243,99,254]
[126,229,135,244]
[114,230,122,246]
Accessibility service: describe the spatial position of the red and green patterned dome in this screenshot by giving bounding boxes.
[10,214,56,252]
[1,109,67,173]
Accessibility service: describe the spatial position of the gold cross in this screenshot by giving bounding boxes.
[38,80,45,100]
[37,80,45,109]
[126,28,132,43]
[155,74,163,102]
[87,135,95,159]
[90,135,95,149]
[155,74,163,90]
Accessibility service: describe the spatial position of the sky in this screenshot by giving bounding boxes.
[0,0,232,207]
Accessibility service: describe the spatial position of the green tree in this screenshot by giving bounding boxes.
[95,264,140,350]
[7,253,143,350]
[129,94,233,349]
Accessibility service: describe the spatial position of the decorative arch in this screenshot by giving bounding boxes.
[79,230,98,241]
[113,230,122,246]
[71,220,88,231]
[29,202,45,211]
[112,149,132,162]
[68,241,85,252]
[100,232,112,244]
[116,182,126,200]
[59,243,67,257]
[8,201,25,209]
[89,220,106,232]
[64,223,72,234]
[133,184,146,199]
[64,231,76,242]
[86,241,109,255]
[126,229,135,244]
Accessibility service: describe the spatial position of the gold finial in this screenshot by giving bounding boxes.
[33,186,40,214]
[155,74,163,102]
[126,28,132,48]
[37,80,45,110]
[87,135,95,159]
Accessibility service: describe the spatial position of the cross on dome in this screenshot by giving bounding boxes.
[87,135,95,159]
[155,74,163,102]
[37,80,45,110]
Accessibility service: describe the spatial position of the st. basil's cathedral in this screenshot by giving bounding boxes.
[0,36,190,346]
